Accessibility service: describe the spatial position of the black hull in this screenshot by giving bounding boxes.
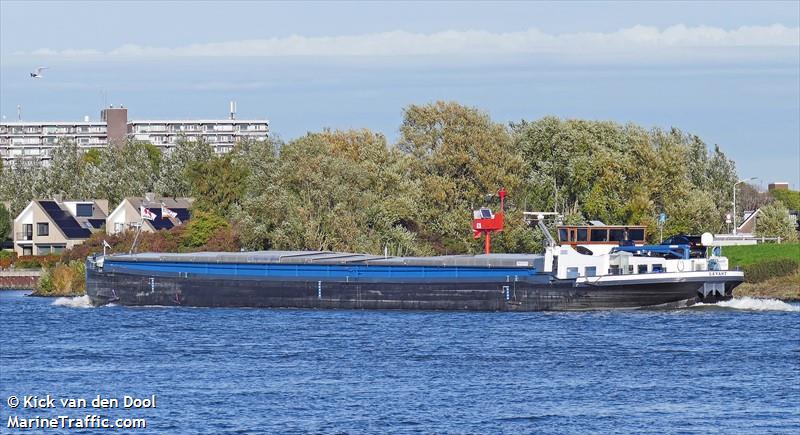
[85,267,740,311]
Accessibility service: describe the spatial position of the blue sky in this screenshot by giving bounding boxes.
[1,1,798,189]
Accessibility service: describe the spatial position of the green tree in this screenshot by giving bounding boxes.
[754,201,798,242]
[156,137,214,197]
[182,211,229,248]
[705,144,738,217]
[83,149,102,166]
[230,137,280,181]
[186,154,248,216]
[770,189,800,211]
[511,117,740,240]
[239,129,425,254]
[0,158,49,216]
[143,142,162,174]
[0,204,11,241]
[84,141,160,205]
[399,101,529,253]
[44,140,93,199]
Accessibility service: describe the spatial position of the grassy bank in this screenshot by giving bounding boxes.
[723,243,799,300]
[723,243,800,267]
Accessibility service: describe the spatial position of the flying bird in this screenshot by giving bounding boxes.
[30,66,48,78]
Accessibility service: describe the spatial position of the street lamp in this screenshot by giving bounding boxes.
[732,177,758,235]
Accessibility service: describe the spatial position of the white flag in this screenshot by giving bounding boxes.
[161,205,178,220]
[140,206,156,221]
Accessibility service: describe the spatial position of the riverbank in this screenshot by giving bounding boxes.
[0,270,41,289]
[723,243,799,300]
[732,272,800,301]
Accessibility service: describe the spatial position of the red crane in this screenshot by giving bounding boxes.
[472,188,506,254]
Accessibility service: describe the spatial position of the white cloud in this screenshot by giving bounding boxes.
[14,25,800,59]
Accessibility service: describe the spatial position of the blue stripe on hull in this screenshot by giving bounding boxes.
[104,261,538,281]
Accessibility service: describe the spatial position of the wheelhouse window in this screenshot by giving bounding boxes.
[609,229,626,242]
[585,266,597,277]
[590,229,608,242]
[628,229,645,241]
[559,225,646,244]
[638,264,648,274]
[37,222,49,236]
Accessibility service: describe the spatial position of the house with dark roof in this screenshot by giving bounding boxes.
[106,193,193,235]
[12,196,108,256]
[735,209,762,235]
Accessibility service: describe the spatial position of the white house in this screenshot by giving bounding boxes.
[13,196,108,256]
[106,193,193,235]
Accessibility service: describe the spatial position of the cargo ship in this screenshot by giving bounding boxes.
[85,191,743,311]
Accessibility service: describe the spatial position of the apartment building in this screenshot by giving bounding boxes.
[129,118,269,155]
[0,120,108,164]
[0,103,269,165]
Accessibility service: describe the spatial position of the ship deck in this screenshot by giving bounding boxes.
[102,251,544,268]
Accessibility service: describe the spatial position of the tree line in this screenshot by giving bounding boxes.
[1,101,797,254]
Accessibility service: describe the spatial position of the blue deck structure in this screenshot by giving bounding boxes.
[102,251,541,282]
[104,260,540,281]
[610,244,691,259]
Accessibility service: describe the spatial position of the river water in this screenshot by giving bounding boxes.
[0,290,798,434]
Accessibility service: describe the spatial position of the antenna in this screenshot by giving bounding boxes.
[229,100,237,120]
[17,105,21,120]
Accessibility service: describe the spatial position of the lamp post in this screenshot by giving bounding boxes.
[732,177,758,235]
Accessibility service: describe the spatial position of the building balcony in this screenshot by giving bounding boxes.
[16,232,33,241]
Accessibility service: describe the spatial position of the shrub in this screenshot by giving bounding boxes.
[0,251,16,269]
[37,268,55,294]
[35,260,86,295]
[144,225,185,253]
[182,211,229,248]
[742,258,800,283]
[14,254,61,269]
[202,225,242,252]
